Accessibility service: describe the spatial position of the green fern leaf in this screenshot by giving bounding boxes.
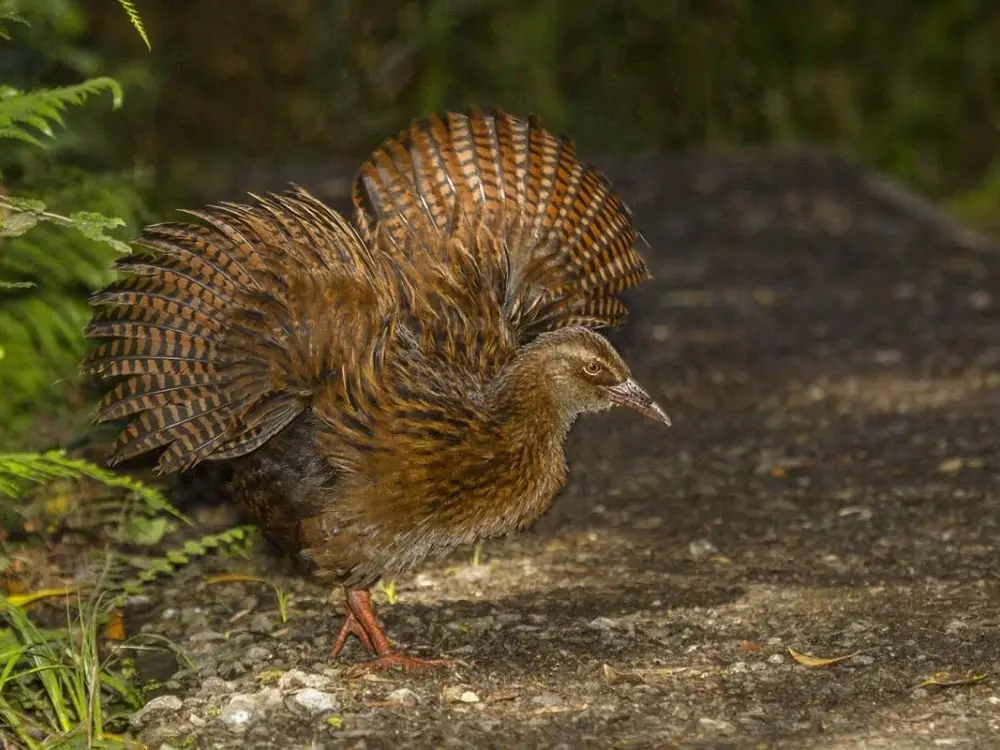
[0,450,188,522]
[117,526,258,601]
[0,78,123,147]
[117,0,151,50]
[0,7,27,41]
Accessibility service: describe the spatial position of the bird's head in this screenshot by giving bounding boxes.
[522,327,671,427]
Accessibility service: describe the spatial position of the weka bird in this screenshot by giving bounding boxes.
[82,108,669,671]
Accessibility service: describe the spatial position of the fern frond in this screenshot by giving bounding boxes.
[0,5,26,41]
[0,78,123,147]
[0,450,187,522]
[117,525,257,601]
[116,0,151,50]
[0,171,144,438]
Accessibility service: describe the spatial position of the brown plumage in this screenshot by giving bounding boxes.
[83,107,669,672]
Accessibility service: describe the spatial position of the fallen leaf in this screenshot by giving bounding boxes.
[918,672,988,689]
[2,586,81,608]
[787,647,858,667]
[937,458,965,474]
[103,610,126,641]
[485,689,520,703]
[602,663,644,685]
[204,573,268,585]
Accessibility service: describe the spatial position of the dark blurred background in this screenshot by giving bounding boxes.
[2,0,1000,442]
[10,0,1000,210]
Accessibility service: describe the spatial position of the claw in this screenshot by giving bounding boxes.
[331,587,459,674]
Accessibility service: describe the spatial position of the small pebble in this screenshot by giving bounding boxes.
[217,660,247,679]
[688,539,719,561]
[278,669,330,691]
[767,654,784,664]
[938,458,964,474]
[531,693,562,708]
[387,687,420,705]
[459,690,480,704]
[257,687,284,710]
[969,290,992,310]
[129,695,183,728]
[293,688,339,714]
[188,629,226,644]
[220,695,257,731]
[248,613,274,633]
[698,717,736,735]
[456,566,491,583]
[198,676,235,696]
[244,645,272,663]
[588,616,619,630]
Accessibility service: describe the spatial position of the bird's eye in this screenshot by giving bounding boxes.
[583,361,602,376]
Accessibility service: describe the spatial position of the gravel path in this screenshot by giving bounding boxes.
[131,150,1000,749]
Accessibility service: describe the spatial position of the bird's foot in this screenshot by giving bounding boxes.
[331,610,375,658]
[346,651,457,678]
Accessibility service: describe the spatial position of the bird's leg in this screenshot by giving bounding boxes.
[333,587,457,675]
[331,602,376,658]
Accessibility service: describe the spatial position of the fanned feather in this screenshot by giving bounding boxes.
[83,188,389,474]
[353,107,651,339]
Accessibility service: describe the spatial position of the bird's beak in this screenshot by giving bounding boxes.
[605,378,671,426]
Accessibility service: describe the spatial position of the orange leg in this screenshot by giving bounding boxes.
[331,588,457,675]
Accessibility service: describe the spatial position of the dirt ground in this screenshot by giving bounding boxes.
[127,150,1000,749]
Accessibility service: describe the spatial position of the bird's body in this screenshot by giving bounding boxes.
[83,108,669,670]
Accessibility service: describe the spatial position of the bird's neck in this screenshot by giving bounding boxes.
[487,344,578,450]
[458,348,573,538]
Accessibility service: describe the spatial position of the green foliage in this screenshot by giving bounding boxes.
[0,450,183,519]
[0,171,146,441]
[115,0,149,51]
[0,77,122,147]
[1,196,131,253]
[0,1,153,441]
[377,579,398,605]
[0,4,26,41]
[0,447,257,744]
[0,448,259,606]
[0,594,143,748]
[118,525,258,602]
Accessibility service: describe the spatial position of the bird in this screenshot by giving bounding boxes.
[82,107,670,672]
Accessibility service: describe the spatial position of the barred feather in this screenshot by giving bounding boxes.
[83,188,387,474]
[352,106,651,338]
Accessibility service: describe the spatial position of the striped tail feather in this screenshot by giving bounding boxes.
[83,188,381,475]
[351,107,651,338]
